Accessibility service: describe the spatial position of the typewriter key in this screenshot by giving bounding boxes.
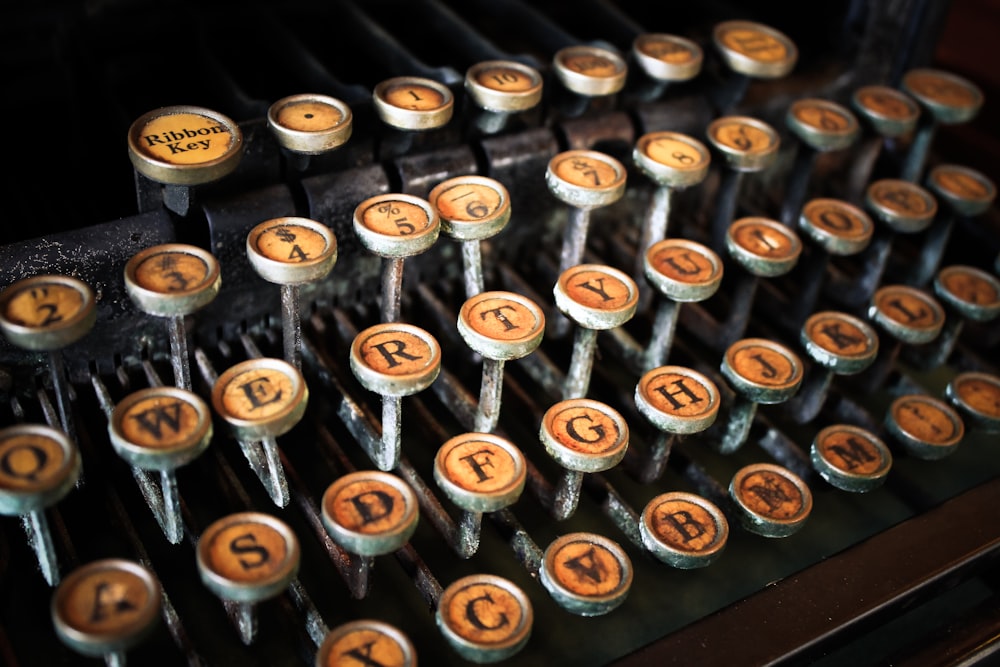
[781,98,860,226]
[643,238,724,370]
[863,284,945,387]
[267,93,353,158]
[465,60,543,133]
[554,264,639,400]
[350,323,441,471]
[197,512,300,645]
[52,558,161,663]
[885,394,965,460]
[372,76,454,131]
[552,45,627,97]
[907,165,997,286]
[719,338,804,454]
[247,217,337,370]
[127,105,243,216]
[0,424,81,585]
[434,432,526,513]
[0,274,96,437]
[353,193,440,322]
[546,149,627,276]
[712,20,797,112]
[706,116,780,251]
[849,85,922,200]
[640,491,729,568]
[436,573,532,663]
[429,175,512,299]
[729,463,813,537]
[789,311,879,423]
[539,532,632,616]
[125,243,221,390]
[212,358,308,507]
[457,291,544,433]
[810,424,892,493]
[632,33,703,84]
[634,366,720,483]
[917,265,1000,368]
[946,372,1000,433]
[108,386,213,544]
[540,398,629,518]
[316,619,417,667]
[901,68,983,181]
[322,470,419,557]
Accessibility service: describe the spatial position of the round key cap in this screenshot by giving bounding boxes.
[316,619,417,667]
[247,217,337,286]
[801,311,880,375]
[786,98,860,151]
[639,491,729,568]
[124,243,221,317]
[722,338,804,405]
[635,366,721,435]
[0,275,96,351]
[946,372,1000,432]
[885,394,965,460]
[353,193,440,259]
[267,94,353,155]
[927,164,997,217]
[632,33,703,82]
[322,470,418,556]
[811,424,892,492]
[554,264,639,331]
[211,357,309,441]
[634,131,711,190]
[350,323,441,397]
[852,85,921,138]
[798,198,875,256]
[552,45,627,97]
[197,512,300,603]
[539,532,632,616]
[0,424,80,515]
[713,20,797,79]
[540,398,629,473]
[865,179,938,234]
[645,239,724,302]
[706,116,780,172]
[729,463,812,537]
[546,149,627,211]
[436,574,532,663]
[465,60,543,114]
[108,386,212,471]
[430,175,511,243]
[726,217,802,278]
[868,285,945,344]
[434,433,526,513]
[934,265,1000,322]
[127,105,243,186]
[372,76,454,131]
[902,68,983,125]
[457,291,545,361]
[52,559,161,659]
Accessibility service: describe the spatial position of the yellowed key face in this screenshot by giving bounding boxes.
[635,34,699,65]
[932,166,993,200]
[462,293,544,343]
[545,536,629,597]
[324,476,412,536]
[133,111,238,166]
[949,373,1000,421]
[116,392,205,451]
[275,100,345,133]
[551,154,621,189]
[356,328,436,376]
[711,119,775,154]
[733,467,809,520]
[804,313,877,360]
[904,70,981,109]
[0,429,70,492]
[891,396,963,446]
[359,199,433,238]
[938,266,1000,307]
[254,223,330,265]
[561,268,633,311]
[648,243,719,285]
[321,624,412,667]
[205,521,289,583]
[855,86,918,122]
[802,199,873,244]
[557,50,623,79]
[730,218,800,260]
[638,368,719,422]
[792,101,854,132]
[474,65,538,93]
[133,248,214,295]
[642,136,709,171]
[433,181,504,223]
[381,81,448,112]
[218,366,296,422]
[815,426,887,476]
[3,281,84,329]
[717,26,788,63]
[868,180,935,217]
[727,340,802,388]
[438,435,523,496]
[871,286,944,332]
[544,401,624,456]
[439,578,529,645]
[645,496,724,553]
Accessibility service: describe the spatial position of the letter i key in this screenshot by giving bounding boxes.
[108,386,213,544]
[354,193,440,323]
[124,243,221,390]
[457,291,545,433]
[0,275,96,439]
[0,424,81,585]
[196,512,300,645]
[52,559,162,666]
[429,175,512,299]
[350,323,441,471]
[211,358,308,507]
[246,217,337,370]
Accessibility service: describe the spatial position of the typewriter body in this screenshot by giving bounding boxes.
[1,1,999,665]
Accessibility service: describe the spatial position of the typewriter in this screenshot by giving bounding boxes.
[1,0,998,665]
